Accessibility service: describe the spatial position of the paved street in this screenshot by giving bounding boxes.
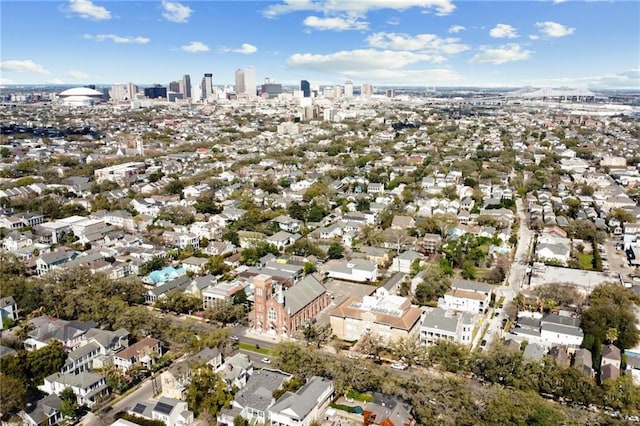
[473,198,533,350]
[81,377,157,426]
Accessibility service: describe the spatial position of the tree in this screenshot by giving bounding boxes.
[233,416,249,426]
[60,387,78,420]
[0,373,26,414]
[155,291,201,315]
[185,364,233,420]
[164,179,184,196]
[327,242,344,259]
[27,340,67,385]
[414,267,451,305]
[356,332,385,361]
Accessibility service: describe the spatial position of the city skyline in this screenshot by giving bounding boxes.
[0,0,639,89]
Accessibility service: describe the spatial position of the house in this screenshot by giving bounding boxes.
[329,294,423,343]
[202,279,247,309]
[375,272,405,298]
[363,393,416,426]
[217,368,292,425]
[251,274,331,336]
[61,327,129,373]
[39,372,109,407]
[438,279,492,314]
[267,230,301,251]
[160,361,192,400]
[419,308,474,346]
[181,256,209,275]
[19,394,63,426]
[367,183,384,194]
[323,258,378,282]
[268,376,334,426]
[113,337,161,372]
[129,397,194,426]
[421,233,442,254]
[601,363,621,383]
[24,315,97,351]
[0,295,18,328]
[601,344,622,370]
[273,215,302,233]
[391,215,415,230]
[217,352,254,390]
[35,250,78,275]
[390,250,423,274]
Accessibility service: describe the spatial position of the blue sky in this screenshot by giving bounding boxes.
[1,0,638,88]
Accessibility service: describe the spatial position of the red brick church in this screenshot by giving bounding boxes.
[251,273,331,336]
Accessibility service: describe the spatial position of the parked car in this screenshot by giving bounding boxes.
[481,339,487,347]
[230,335,240,342]
[390,362,408,370]
[261,357,271,364]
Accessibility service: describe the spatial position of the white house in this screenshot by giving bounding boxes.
[420,308,474,346]
[438,279,492,314]
[268,376,334,426]
[39,372,109,407]
[390,250,423,274]
[324,258,378,282]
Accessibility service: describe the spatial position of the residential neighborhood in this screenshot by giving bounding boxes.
[1,80,640,426]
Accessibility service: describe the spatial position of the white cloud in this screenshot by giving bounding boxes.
[366,32,469,56]
[448,25,465,34]
[287,49,463,84]
[180,41,210,53]
[84,34,150,44]
[264,0,455,18]
[288,49,441,74]
[387,17,400,26]
[0,60,50,74]
[536,21,575,37]
[67,70,90,80]
[162,0,192,23]
[469,44,532,65]
[529,35,539,40]
[552,0,567,4]
[303,15,368,31]
[68,0,111,20]
[0,78,13,85]
[49,78,66,85]
[219,43,258,54]
[489,24,518,39]
[523,69,640,89]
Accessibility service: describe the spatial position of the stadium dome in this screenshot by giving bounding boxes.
[59,87,104,106]
[59,87,103,97]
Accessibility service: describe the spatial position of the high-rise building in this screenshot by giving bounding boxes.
[244,66,256,98]
[234,69,245,95]
[127,82,139,100]
[169,81,181,93]
[201,73,213,101]
[300,80,311,97]
[333,85,342,99]
[261,79,282,99]
[344,81,353,98]
[182,74,191,98]
[361,83,373,98]
[144,85,167,99]
[109,83,127,102]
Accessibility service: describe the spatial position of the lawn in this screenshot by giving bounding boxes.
[577,252,594,270]
[346,389,374,402]
[238,342,271,355]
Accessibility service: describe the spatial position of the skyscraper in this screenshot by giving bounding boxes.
[127,82,138,100]
[169,81,181,93]
[109,83,127,102]
[201,73,213,100]
[244,66,256,98]
[182,74,191,99]
[235,69,245,95]
[344,81,353,98]
[361,83,373,98]
[300,80,311,97]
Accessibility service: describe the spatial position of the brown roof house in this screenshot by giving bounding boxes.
[113,337,161,372]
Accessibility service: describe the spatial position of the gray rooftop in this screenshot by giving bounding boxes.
[450,279,493,294]
[284,274,327,316]
[234,369,292,412]
[421,308,458,334]
[269,376,332,420]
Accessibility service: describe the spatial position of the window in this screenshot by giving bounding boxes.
[268,307,277,321]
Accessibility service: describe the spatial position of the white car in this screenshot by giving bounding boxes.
[390,362,408,370]
[230,335,240,342]
[261,357,271,364]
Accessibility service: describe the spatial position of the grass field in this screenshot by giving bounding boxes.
[238,342,272,355]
